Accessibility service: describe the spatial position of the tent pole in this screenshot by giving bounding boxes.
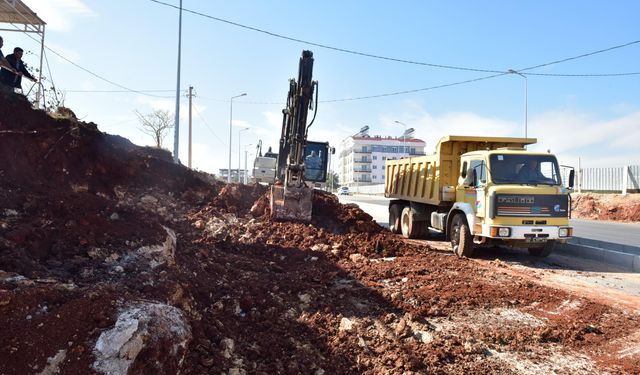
[36,24,45,109]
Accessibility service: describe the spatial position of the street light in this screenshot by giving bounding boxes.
[244,143,254,184]
[238,127,249,183]
[394,120,408,154]
[228,93,247,183]
[507,69,528,139]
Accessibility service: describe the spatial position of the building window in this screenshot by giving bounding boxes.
[373,175,377,179]
[372,155,377,160]
[382,156,386,160]
[372,165,377,169]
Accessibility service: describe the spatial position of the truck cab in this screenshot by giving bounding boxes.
[453,149,573,256]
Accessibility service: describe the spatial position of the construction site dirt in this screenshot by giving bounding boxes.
[1,94,639,374]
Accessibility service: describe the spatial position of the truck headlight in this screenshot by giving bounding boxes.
[559,227,572,237]
[490,227,511,237]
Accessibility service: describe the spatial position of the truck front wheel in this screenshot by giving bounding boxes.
[389,205,402,234]
[528,240,555,257]
[450,214,475,257]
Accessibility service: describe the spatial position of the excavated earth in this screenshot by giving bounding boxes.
[572,193,640,222]
[1,93,640,374]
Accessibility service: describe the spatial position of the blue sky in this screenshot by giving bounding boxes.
[5,0,640,174]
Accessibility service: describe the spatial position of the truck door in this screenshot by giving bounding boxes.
[462,159,486,216]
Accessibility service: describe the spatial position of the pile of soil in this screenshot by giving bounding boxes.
[1,93,639,374]
[572,193,640,222]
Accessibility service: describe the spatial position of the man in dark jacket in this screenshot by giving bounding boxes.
[0,47,37,92]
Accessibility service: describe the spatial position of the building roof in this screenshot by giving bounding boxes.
[352,135,425,144]
[0,0,45,27]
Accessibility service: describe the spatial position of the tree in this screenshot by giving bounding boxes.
[136,109,174,148]
[326,171,339,191]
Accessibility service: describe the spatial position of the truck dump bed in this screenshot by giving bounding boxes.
[384,135,536,205]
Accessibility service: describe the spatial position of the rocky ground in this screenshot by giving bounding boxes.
[1,94,639,374]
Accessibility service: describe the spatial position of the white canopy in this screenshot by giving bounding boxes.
[0,0,46,106]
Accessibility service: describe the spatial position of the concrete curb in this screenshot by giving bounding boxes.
[555,242,640,272]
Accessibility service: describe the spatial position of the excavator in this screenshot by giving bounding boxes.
[270,50,329,221]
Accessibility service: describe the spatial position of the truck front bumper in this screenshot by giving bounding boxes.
[479,224,572,242]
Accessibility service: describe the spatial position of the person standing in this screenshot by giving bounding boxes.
[0,36,17,75]
[0,47,36,92]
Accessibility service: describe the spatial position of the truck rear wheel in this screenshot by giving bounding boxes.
[528,240,555,257]
[450,214,474,257]
[401,206,424,239]
[389,205,402,234]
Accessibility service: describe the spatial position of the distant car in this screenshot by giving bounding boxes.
[337,186,350,195]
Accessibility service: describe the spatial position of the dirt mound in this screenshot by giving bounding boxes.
[572,193,640,222]
[1,96,639,374]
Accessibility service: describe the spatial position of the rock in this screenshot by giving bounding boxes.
[136,226,177,268]
[37,349,66,375]
[395,318,407,337]
[93,302,191,375]
[315,369,325,375]
[140,195,158,205]
[339,317,355,332]
[113,266,124,273]
[390,291,402,301]
[194,220,205,230]
[221,338,235,359]
[349,254,366,263]
[0,290,11,306]
[414,330,433,343]
[109,213,119,221]
[298,293,312,304]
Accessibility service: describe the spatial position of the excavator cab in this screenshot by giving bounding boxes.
[270,50,325,222]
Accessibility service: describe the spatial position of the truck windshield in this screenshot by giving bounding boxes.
[489,154,561,185]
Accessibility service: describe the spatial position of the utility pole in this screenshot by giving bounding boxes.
[172,0,183,163]
[187,86,193,168]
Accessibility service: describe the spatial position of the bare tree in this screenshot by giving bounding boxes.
[136,109,174,148]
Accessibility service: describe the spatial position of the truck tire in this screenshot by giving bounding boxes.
[528,240,555,257]
[450,214,475,257]
[389,205,402,234]
[401,206,424,239]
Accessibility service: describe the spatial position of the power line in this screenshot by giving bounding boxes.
[147,0,640,76]
[192,99,227,147]
[320,73,507,103]
[7,22,174,99]
[147,0,502,74]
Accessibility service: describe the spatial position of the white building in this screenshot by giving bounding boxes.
[338,133,426,187]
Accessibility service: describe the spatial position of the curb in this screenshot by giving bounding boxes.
[555,242,640,272]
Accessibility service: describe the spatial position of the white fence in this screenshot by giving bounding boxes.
[578,165,639,194]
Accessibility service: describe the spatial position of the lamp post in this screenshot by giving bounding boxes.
[238,128,249,183]
[394,120,408,154]
[244,143,253,184]
[228,93,247,183]
[507,69,528,139]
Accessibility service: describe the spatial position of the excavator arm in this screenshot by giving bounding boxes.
[270,50,318,221]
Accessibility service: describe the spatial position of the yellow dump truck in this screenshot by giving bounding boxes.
[385,135,574,257]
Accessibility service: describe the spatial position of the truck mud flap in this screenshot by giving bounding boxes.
[270,185,313,222]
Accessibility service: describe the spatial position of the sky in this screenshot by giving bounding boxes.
[4,0,640,175]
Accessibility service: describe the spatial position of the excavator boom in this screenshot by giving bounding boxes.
[270,50,318,221]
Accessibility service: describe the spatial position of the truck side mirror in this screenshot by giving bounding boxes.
[568,169,575,189]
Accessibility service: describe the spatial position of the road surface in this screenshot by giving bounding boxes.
[337,193,640,306]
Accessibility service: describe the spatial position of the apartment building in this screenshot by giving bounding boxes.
[338,133,426,187]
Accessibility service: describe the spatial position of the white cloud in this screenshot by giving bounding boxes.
[382,106,640,169]
[23,0,96,32]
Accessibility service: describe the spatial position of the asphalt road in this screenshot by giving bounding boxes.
[338,194,640,249]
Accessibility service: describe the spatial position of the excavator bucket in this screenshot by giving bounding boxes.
[270,185,313,222]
